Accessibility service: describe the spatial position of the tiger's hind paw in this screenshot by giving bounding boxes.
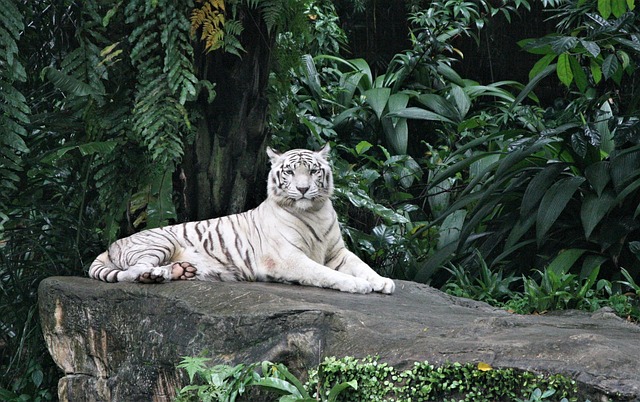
[172,262,197,280]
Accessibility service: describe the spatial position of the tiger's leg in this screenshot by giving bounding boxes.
[326,249,395,294]
[262,255,374,294]
[137,262,197,283]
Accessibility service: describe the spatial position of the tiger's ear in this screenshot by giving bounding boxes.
[266,147,281,165]
[318,143,331,160]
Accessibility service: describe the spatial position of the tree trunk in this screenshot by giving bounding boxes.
[181,8,274,221]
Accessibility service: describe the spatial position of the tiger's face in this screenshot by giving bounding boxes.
[266,144,334,211]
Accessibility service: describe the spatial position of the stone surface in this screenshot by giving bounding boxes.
[39,276,640,401]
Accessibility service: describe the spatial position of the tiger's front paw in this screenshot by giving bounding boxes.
[370,276,396,295]
[337,277,373,294]
[137,267,171,283]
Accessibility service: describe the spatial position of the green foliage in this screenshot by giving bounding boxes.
[444,251,519,305]
[175,355,584,402]
[174,356,356,402]
[0,0,30,230]
[307,356,580,402]
[444,253,640,321]
[520,0,639,102]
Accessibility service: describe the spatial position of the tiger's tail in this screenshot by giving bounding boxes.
[89,251,121,282]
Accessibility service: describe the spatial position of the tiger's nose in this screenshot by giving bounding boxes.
[297,186,309,195]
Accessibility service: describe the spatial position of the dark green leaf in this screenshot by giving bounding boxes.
[598,0,612,19]
[602,54,619,80]
[580,40,601,58]
[511,64,556,110]
[584,161,610,196]
[581,190,616,239]
[547,248,587,275]
[364,88,391,120]
[569,54,588,93]
[521,163,566,218]
[536,176,585,243]
[557,53,573,87]
[550,36,579,54]
[43,66,104,97]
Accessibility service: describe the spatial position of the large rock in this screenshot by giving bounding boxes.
[39,277,640,401]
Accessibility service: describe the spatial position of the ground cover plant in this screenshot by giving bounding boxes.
[174,355,587,402]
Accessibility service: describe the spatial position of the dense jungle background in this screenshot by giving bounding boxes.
[1,0,640,399]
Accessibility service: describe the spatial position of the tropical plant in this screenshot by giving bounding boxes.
[174,356,357,402]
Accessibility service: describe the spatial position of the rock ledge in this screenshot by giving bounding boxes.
[39,277,640,401]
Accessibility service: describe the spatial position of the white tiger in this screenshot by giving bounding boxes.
[89,145,395,294]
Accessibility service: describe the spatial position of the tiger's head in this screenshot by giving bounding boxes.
[266,144,334,211]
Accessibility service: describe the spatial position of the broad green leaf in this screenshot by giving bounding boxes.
[437,210,467,249]
[327,380,358,402]
[610,149,640,192]
[602,54,619,80]
[615,177,640,206]
[557,53,574,87]
[254,377,303,397]
[611,0,627,16]
[521,163,566,218]
[590,59,603,84]
[355,141,373,155]
[628,0,635,10]
[598,0,612,18]
[580,255,608,279]
[382,116,408,154]
[580,40,601,58]
[43,66,104,97]
[529,54,556,81]
[301,54,323,103]
[581,190,616,239]
[495,137,555,178]
[348,58,373,90]
[41,141,118,165]
[547,248,587,275]
[518,37,554,55]
[536,176,585,243]
[416,94,460,121]
[387,93,409,113]
[413,241,459,283]
[584,161,610,196]
[338,72,365,107]
[436,62,465,86]
[364,88,391,120]
[387,107,455,123]
[550,36,578,54]
[569,54,588,93]
[505,214,536,249]
[511,64,556,110]
[428,151,501,189]
[1,131,28,153]
[450,85,471,118]
[597,101,615,154]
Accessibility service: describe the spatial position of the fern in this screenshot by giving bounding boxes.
[0,0,30,228]
[191,0,227,52]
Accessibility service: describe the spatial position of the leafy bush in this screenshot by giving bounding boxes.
[175,355,585,402]
[174,356,356,402]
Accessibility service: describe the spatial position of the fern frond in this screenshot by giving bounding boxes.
[0,0,30,214]
[257,0,283,33]
[190,0,227,52]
